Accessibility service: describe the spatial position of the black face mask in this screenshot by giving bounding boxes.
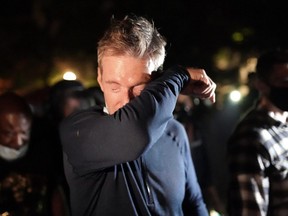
[268,86,288,111]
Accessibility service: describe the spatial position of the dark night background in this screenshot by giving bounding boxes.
[1,0,288,91]
[1,0,288,208]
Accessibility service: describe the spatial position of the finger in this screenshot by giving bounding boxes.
[209,93,216,103]
[196,79,215,95]
[193,80,216,101]
[208,80,217,103]
[198,71,210,85]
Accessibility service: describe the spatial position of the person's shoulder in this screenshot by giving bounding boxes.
[60,105,103,129]
[236,108,272,131]
[228,108,271,149]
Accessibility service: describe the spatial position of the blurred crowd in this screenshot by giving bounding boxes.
[1,48,287,216]
[0,80,104,216]
[0,78,226,216]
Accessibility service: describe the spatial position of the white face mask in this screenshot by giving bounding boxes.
[0,144,29,161]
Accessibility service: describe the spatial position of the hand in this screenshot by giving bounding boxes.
[181,68,216,103]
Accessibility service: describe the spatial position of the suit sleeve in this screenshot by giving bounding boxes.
[60,66,190,175]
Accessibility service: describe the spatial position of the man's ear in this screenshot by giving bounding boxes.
[97,67,103,90]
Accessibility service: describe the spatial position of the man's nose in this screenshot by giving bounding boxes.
[122,90,135,106]
[12,134,25,149]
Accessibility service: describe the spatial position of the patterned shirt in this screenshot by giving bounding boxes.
[227,108,288,216]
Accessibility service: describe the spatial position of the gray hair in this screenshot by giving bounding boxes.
[97,15,166,71]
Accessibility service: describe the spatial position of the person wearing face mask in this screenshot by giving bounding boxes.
[0,92,32,162]
[227,49,288,216]
[0,92,68,216]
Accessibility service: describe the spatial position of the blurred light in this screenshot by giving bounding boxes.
[229,90,242,103]
[203,98,214,107]
[232,32,244,42]
[239,57,258,83]
[213,48,241,71]
[193,98,200,106]
[63,71,77,80]
[213,49,230,70]
[209,209,222,216]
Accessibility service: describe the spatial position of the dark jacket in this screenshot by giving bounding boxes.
[60,66,208,216]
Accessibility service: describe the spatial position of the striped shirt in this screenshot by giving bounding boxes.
[227,108,288,216]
